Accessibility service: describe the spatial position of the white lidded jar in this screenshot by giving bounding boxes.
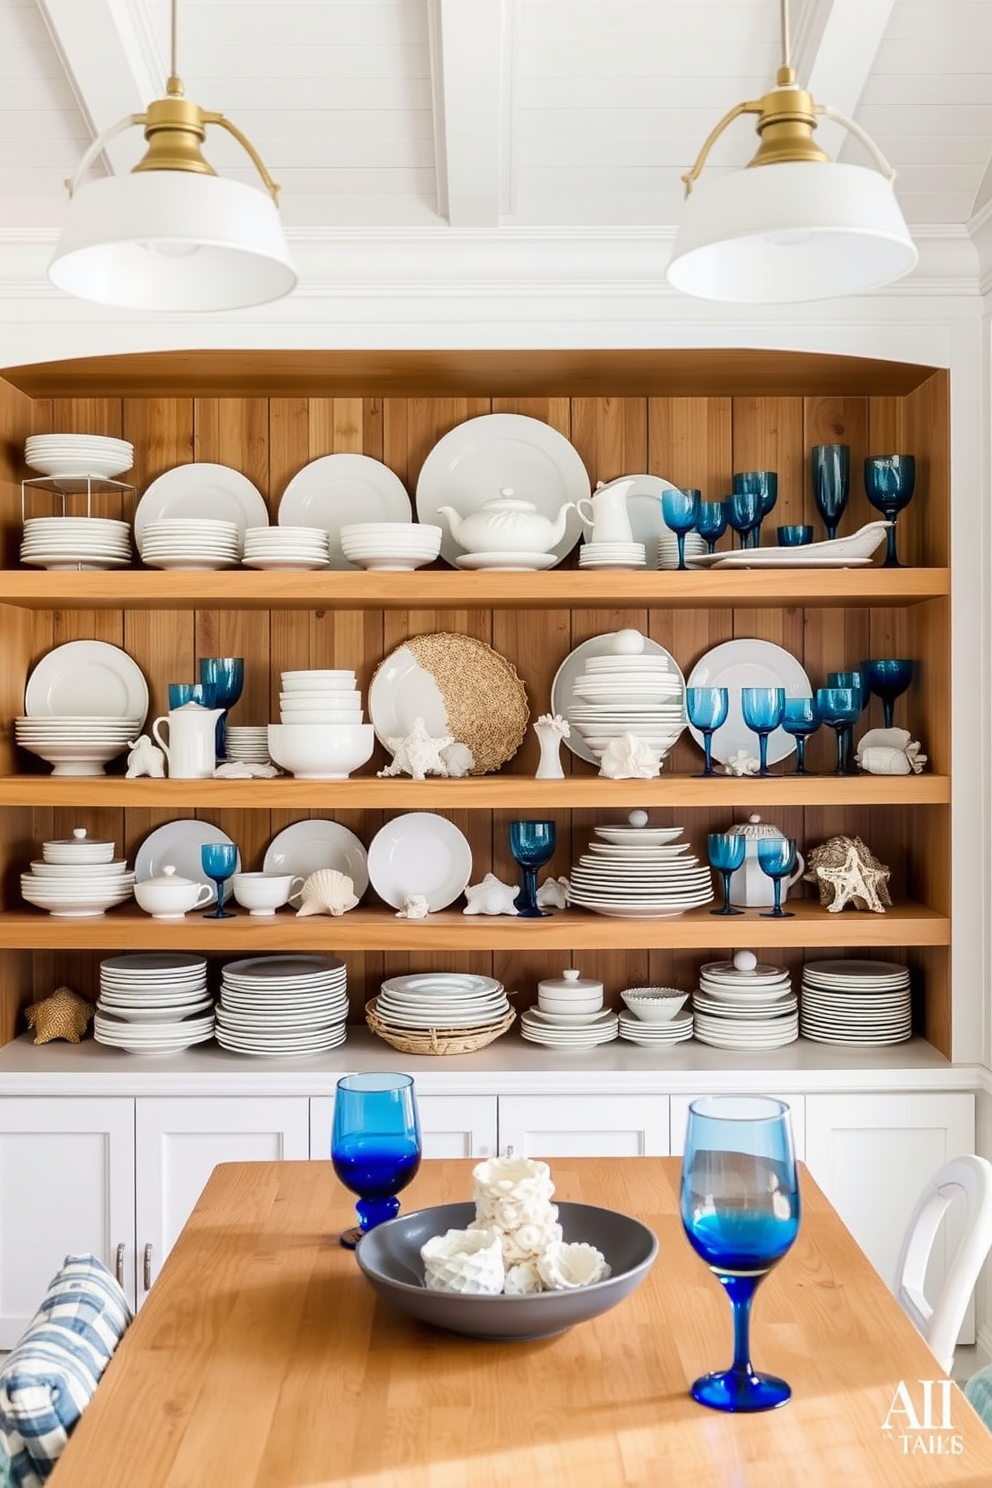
[727,814,805,908]
[537,967,604,1016]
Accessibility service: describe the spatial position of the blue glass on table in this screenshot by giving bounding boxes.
[776,525,813,547]
[732,472,777,546]
[707,832,746,916]
[725,491,761,550]
[815,686,861,776]
[864,455,916,568]
[827,670,868,774]
[687,687,729,777]
[756,837,798,918]
[198,656,244,762]
[780,696,819,776]
[509,819,556,917]
[332,1072,422,1250]
[168,681,218,710]
[811,443,850,541]
[200,842,238,919]
[695,501,728,555]
[740,686,785,777]
[661,488,700,571]
[860,658,915,731]
[681,1095,800,1413]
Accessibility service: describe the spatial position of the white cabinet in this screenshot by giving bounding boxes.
[498,1094,669,1157]
[309,1095,497,1162]
[669,1094,806,1159]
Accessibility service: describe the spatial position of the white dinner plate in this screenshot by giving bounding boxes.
[802,958,909,981]
[262,821,369,902]
[454,551,557,572]
[134,463,268,543]
[25,641,149,724]
[368,643,449,746]
[593,825,683,846]
[277,454,412,569]
[416,413,589,567]
[551,633,686,766]
[367,812,472,912]
[685,638,811,767]
[134,821,240,905]
[222,954,346,984]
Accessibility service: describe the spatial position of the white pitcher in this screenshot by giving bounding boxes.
[576,478,635,545]
[151,702,225,780]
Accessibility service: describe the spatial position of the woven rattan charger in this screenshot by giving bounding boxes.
[365,998,516,1056]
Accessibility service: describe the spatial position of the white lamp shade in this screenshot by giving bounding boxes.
[48,170,297,311]
[666,160,918,303]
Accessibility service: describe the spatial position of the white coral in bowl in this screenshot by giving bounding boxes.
[474,1193,558,1231]
[421,1227,505,1294]
[472,1155,553,1194]
[504,1259,545,1295]
[537,1241,611,1290]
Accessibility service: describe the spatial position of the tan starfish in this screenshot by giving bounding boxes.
[25,986,94,1044]
[817,842,890,914]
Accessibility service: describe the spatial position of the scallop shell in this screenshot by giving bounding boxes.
[537,1241,611,1291]
[295,868,358,917]
[421,1227,505,1294]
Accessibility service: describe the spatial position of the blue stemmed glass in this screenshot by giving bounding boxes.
[757,838,798,918]
[864,455,916,568]
[815,686,861,775]
[811,443,849,541]
[733,472,777,547]
[707,833,745,916]
[741,686,785,777]
[199,656,244,762]
[860,658,915,731]
[780,696,819,776]
[200,842,238,919]
[827,669,868,774]
[661,488,700,571]
[168,681,217,710]
[681,1095,800,1413]
[687,687,729,777]
[332,1072,422,1250]
[695,501,727,555]
[509,820,556,918]
[725,491,761,550]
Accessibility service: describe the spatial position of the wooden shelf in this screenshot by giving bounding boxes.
[0,774,952,809]
[0,568,949,613]
[0,902,949,952]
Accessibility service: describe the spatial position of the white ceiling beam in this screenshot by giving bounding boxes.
[791,0,897,162]
[427,0,507,229]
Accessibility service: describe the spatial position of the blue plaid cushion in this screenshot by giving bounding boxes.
[0,1255,133,1488]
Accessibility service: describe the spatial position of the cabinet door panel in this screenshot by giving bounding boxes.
[498,1095,669,1158]
[309,1095,497,1161]
[0,1097,135,1340]
[669,1094,806,1159]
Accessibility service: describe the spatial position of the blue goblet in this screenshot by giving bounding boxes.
[811,443,849,541]
[695,501,728,555]
[168,681,218,710]
[707,833,746,916]
[776,525,813,547]
[733,472,777,547]
[741,686,785,777]
[509,820,556,918]
[827,670,868,774]
[687,687,729,777]
[780,696,819,776]
[332,1072,422,1250]
[681,1095,800,1412]
[757,838,798,918]
[815,687,861,776]
[200,842,238,919]
[661,488,700,571]
[864,455,916,568]
[199,656,244,762]
[725,491,761,551]
[860,658,915,731]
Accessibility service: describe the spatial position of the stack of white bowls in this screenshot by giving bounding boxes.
[242,525,329,570]
[20,517,132,571]
[95,953,214,1054]
[24,433,133,479]
[618,987,694,1047]
[226,726,272,767]
[267,669,375,781]
[21,827,134,917]
[138,518,241,570]
[340,522,441,571]
[566,640,686,763]
[15,715,143,776]
[578,539,646,570]
[520,968,618,1049]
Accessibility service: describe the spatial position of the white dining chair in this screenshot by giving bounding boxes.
[895,1154,992,1375]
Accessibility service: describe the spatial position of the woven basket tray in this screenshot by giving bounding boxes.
[366,999,516,1056]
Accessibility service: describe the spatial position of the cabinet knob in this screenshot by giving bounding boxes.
[115,1243,126,1288]
[143,1243,153,1292]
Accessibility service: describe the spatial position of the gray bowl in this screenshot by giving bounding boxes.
[355,1201,658,1341]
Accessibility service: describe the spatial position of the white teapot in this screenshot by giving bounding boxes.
[436,488,575,555]
[727,813,805,909]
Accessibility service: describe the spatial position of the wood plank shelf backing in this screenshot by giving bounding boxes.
[0,350,953,1057]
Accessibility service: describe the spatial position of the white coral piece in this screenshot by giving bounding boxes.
[537,875,570,909]
[295,868,358,917]
[474,1217,562,1266]
[378,716,454,780]
[535,712,570,738]
[474,1194,558,1230]
[724,749,761,777]
[439,741,475,778]
[462,872,519,916]
[473,1156,553,1195]
[212,760,280,779]
[395,894,430,919]
[537,1241,611,1291]
[598,731,662,780]
[503,1259,545,1295]
[421,1227,505,1295]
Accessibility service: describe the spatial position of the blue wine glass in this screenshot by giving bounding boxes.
[815,687,861,775]
[733,472,777,547]
[168,681,217,710]
[780,696,819,776]
[695,501,727,555]
[827,670,868,774]
[509,820,556,918]
[681,1095,800,1413]
[741,686,785,777]
[860,658,915,731]
[757,838,798,918]
[199,656,244,762]
[200,842,238,919]
[725,491,761,550]
[707,833,746,916]
[864,455,916,568]
[661,488,700,571]
[811,443,850,541]
[332,1073,422,1250]
[687,687,729,777]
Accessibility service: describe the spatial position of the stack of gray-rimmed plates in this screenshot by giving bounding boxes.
[95,953,213,1053]
[692,959,798,1050]
[371,973,509,1033]
[618,1010,693,1047]
[567,826,713,918]
[138,518,241,570]
[215,955,348,1057]
[520,1007,618,1049]
[800,958,912,1045]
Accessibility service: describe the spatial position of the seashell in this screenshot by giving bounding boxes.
[858,746,911,776]
[396,894,430,919]
[537,1241,611,1291]
[439,741,475,778]
[537,875,570,909]
[504,1259,545,1295]
[295,868,358,918]
[422,1227,505,1294]
[598,731,662,780]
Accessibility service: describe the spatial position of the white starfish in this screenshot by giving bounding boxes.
[463,873,520,916]
[378,715,454,780]
[818,842,890,914]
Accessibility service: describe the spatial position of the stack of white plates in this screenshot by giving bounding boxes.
[370,973,509,1033]
[21,830,134,918]
[567,648,686,761]
[693,959,798,1050]
[658,530,708,569]
[568,826,713,918]
[225,726,271,765]
[242,525,329,571]
[279,669,363,724]
[14,716,144,776]
[520,1007,618,1049]
[25,434,133,479]
[618,1010,694,1047]
[801,958,912,1045]
[215,955,349,1057]
[138,518,241,570]
[578,541,646,570]
[95,954,213,1053]
[20,517,132,571]
[340,522,441,572]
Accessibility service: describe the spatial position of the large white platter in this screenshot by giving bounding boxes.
[278,454,412,570]
[551,632,686,766]
[368,644,448,746]
[416,413,589,567]
[134,821,240,906]
[367,812,472,912]
[134,463,268,543]
[685,638,811,767]
[262,820,369,902]
[25,640,149,724]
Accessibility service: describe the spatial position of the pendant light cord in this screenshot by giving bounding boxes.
[780,0,791,70]
[167,0,182,96]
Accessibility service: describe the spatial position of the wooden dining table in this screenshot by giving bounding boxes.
[50,1157,992,1488]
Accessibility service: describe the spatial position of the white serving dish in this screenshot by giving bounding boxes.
[266,722,375,781]
[620,987,690,1023]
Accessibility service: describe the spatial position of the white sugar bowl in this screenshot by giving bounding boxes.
[133,865,213,920]
[727,813,806,909]
[538,967,604,1016]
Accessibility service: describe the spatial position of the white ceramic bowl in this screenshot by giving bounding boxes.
[538,991,604,1016]
[18,741,130,776]
[278,710,363,725]
[231,872,303,916]
[267,722,375,781]
[620,987,690,1023]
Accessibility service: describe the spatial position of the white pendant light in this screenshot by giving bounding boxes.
[49,0,296,312]
[667,0,917,303]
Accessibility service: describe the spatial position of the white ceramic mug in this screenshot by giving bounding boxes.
[231,872,305,916]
